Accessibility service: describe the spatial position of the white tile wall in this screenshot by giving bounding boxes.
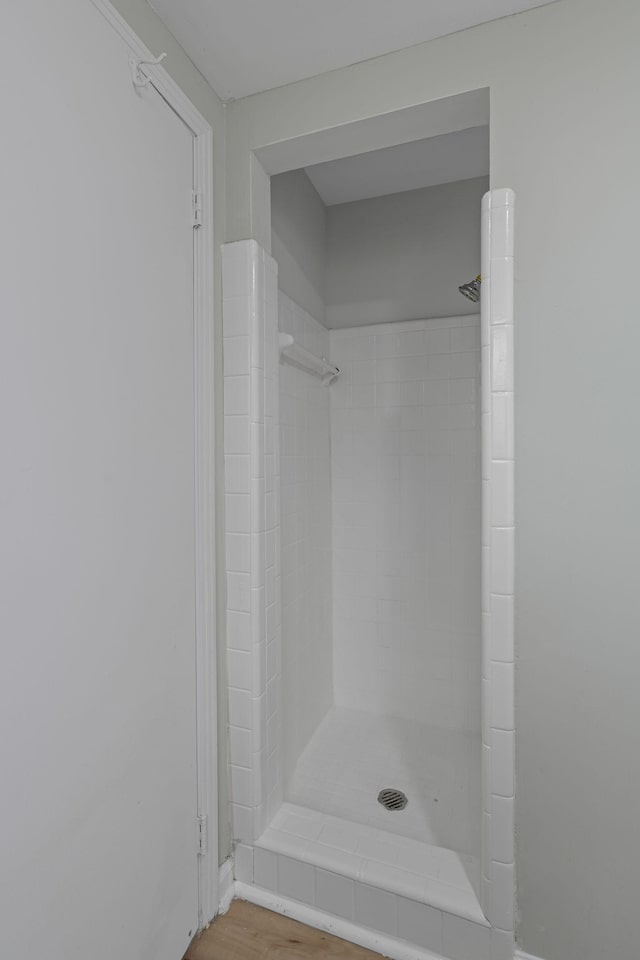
[315,867,356,920]
[397,898,443,955]
[355,883,398,938]
[480,188,516,950]
[223,240,282,843]
[278,291,333,785]
[443,913,491,960]
[277,853,316,902]
[330,316,481,735]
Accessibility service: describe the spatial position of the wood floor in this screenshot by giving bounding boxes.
[184,900,385,960]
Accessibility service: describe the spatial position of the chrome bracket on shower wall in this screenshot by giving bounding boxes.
[278,332,340,384]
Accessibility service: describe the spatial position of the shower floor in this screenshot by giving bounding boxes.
[286,706,481,857]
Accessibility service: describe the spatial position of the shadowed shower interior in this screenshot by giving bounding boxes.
[279,295,482,865]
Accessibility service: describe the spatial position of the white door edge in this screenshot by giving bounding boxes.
[91,0,218,927]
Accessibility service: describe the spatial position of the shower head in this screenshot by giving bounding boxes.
[459,275,482,303]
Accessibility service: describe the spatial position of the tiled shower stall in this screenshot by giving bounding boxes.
[222,189,515,960]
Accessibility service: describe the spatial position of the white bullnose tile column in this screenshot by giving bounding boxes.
[481,189,516,960]
[223,240,282,846]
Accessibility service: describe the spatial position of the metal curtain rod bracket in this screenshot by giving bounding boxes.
[278,333,340,385]
[129,52,167,89]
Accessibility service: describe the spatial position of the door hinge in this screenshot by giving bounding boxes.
[192,190,202,228]
[197,814,208,855]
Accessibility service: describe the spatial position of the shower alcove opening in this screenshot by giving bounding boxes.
[223,157,514,959]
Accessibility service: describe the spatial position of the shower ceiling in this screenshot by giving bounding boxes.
[148,0,559,101]
[304,126,489,205]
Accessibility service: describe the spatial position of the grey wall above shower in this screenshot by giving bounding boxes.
[271,169,327,324]
[325,176,488,328]
[271,172,487,328]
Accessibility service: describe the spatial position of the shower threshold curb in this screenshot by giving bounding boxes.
[256,802,487,927]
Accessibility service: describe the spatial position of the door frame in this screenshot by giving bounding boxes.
[91,0,218,927]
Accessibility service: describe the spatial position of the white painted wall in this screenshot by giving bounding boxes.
[147,0,556,101]
[326,177,487,328]
[271,170,327,324]
[1,1,206,953]
[279,292,334,786]
[108,0,232,864]
[225,2,640,957]
[330,318,481,733]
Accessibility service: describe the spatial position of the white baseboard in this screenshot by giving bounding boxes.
[218,859,234,915]
[234,881,445,960]
[515,952,545,960]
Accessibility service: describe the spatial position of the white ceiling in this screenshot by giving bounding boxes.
[304,125,489,206]
[149,0,557,102]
